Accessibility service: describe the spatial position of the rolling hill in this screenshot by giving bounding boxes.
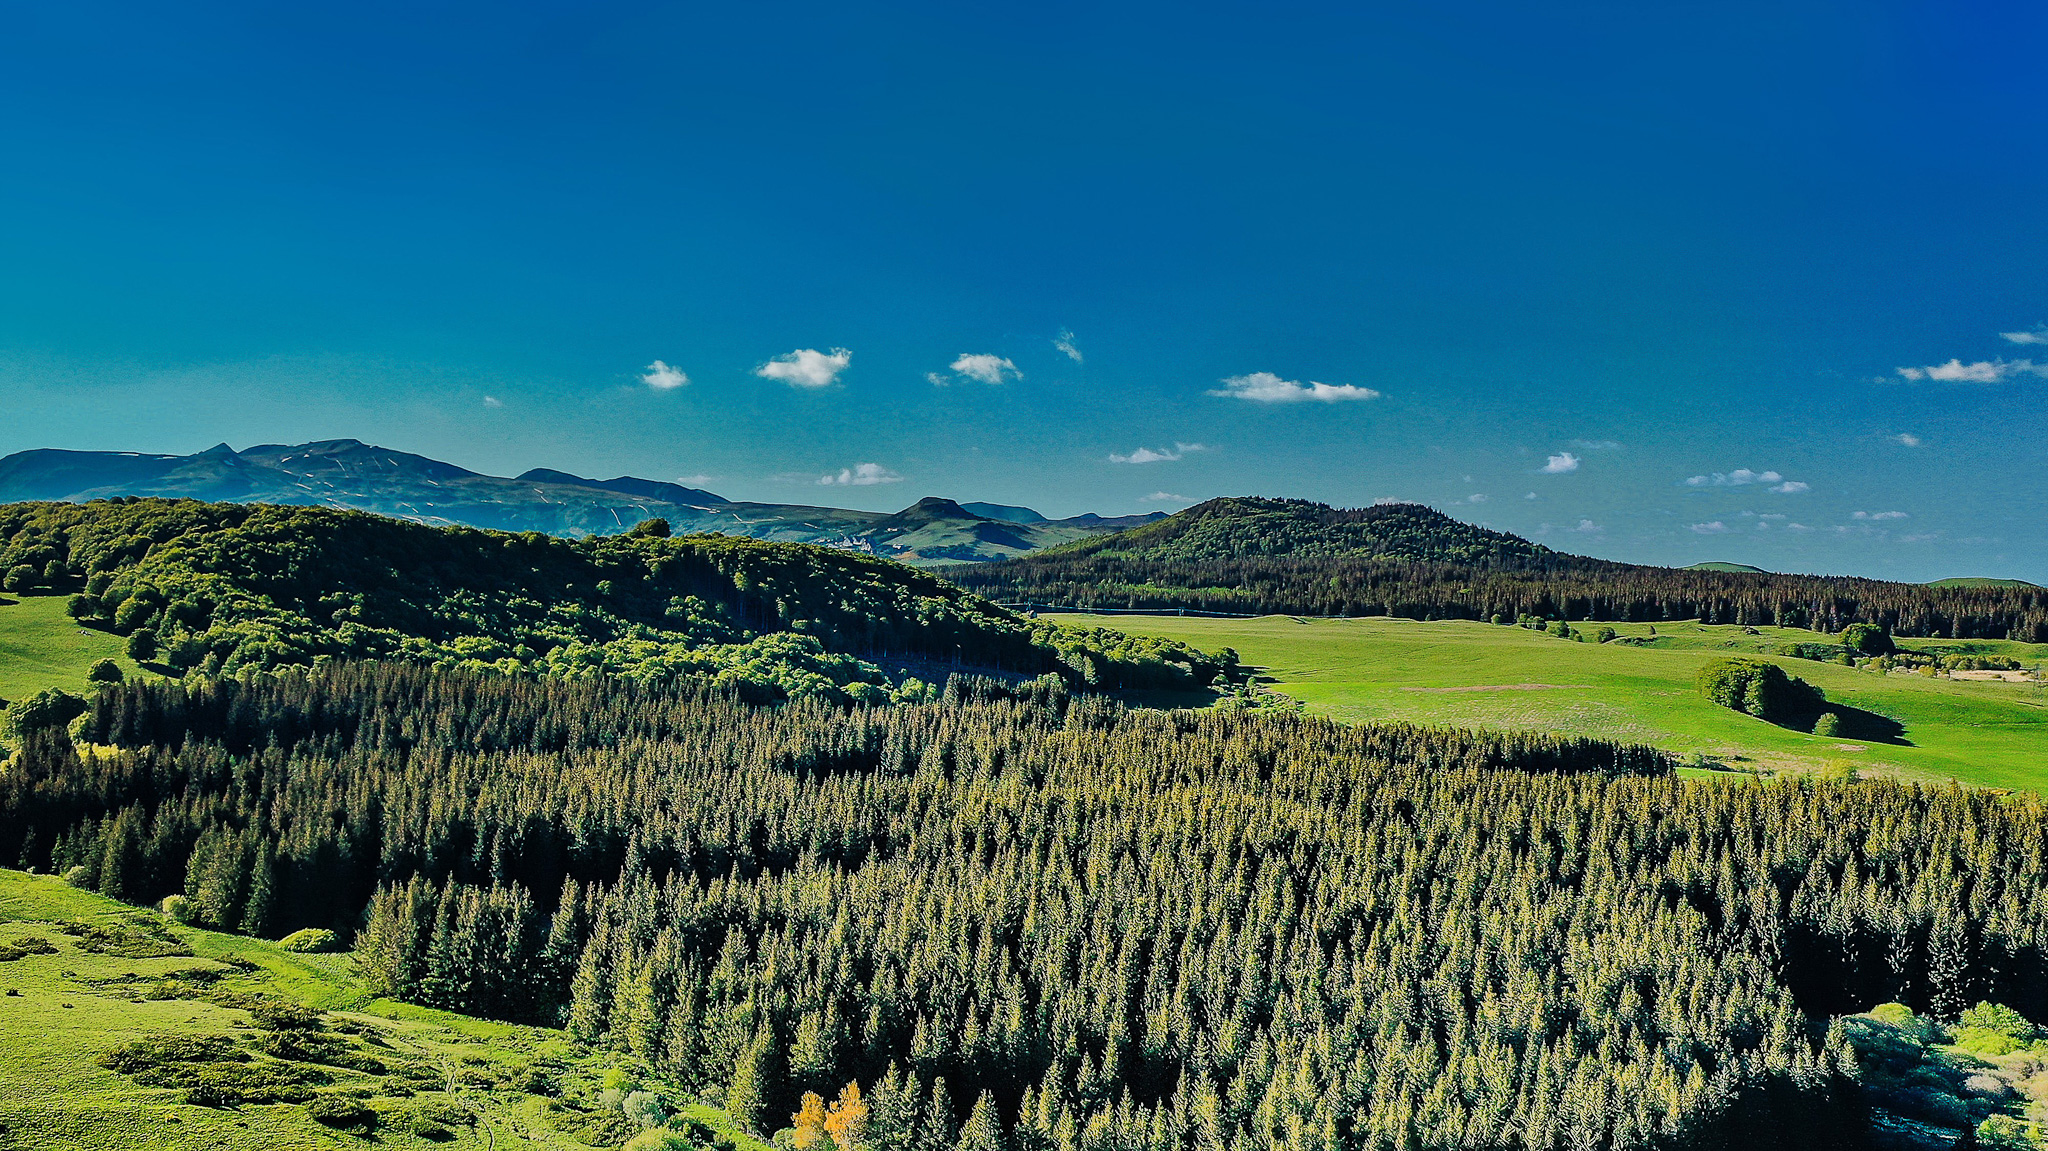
[0,440,1158,565]
[952,497,2048,641]
[0,498,1231,709]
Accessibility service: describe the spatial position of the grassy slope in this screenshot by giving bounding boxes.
[0,870,769,1151]
[1065,614,2048,788]
[0,592,165,704]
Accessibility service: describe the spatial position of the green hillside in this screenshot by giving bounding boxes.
[1061,613,2048,789]
[1684,561,1769,573]
[0,869,768,1150]
[1929,577,2042,589]
[955,498,2048,641]
[0,498,1230,709]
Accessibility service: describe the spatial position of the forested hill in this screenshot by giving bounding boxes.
[952,497,2048,641]
[23,665,2048,1148]
[0,498,1231,702]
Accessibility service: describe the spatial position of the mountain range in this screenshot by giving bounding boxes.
[0,439,1160,565]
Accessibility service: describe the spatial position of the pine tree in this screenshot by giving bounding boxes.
[956,1092,1004,1151]
[238,841,277,938]
[728,1023,783,1136]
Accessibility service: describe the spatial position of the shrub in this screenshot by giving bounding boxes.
[86,658,124,684]
[1976,1116,2035,1150]
[159,894,197,924]
[1,565,34,593]
[4,688,86,737]
[279,928,339,954]
[1696,658,1823,724]
[1595,627,1618,643]
[126,627,158,662]
[1812,712,1842,737]
[1840,622,1895,656]
[65,593,98,619]
[248,1000,324,1031]
[624,1131,697,1151]
[1960,1001,2038,1040]
[304,1095,377,1130]
[61,864,92,888]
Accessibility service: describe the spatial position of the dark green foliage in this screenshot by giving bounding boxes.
[631,518,673,538]
[1838,623,1894,656]
[0,936,58,962]
[1697,657,1824,723]
[98,1032,324,1106]
[304,1095,377,1130]
[86,657,124,684]
[24,664,2048,1147]
[2,563,33,593]
[955,498,2048,641]
[0,498,1231,701]
[2,687,85,737]
[278,927,338,953]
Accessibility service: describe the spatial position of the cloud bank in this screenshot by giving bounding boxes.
[1210,372,1380,403]
[1895,358,2046,383]
[1684,468,1808,493]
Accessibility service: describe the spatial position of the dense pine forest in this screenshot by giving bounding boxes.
[0,498,1231,702]
[12,664,2048,1148]
[952,499,2048,641]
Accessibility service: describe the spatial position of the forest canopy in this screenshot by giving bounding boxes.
[12,665,2048,1148]
[0,498,1233,703]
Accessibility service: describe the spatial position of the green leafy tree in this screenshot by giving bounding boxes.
[1839,623,1895,656]
[125,627,158,662]
[86,658,124,684]
[1,564,32,593]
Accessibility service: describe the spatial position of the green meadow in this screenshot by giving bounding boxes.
[0,869,767,1151]
[0,592,162,705]
[1073,614,2048,789]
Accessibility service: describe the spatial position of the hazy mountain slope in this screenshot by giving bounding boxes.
[0,440,1155,563]
[952,497,2048,641]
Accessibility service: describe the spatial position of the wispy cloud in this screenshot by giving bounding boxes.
[1209,371,1380,403]
[641,360,689,390]
[1053,328,1083,363]
[1684,468,1808,493]
[818,462,902,486]
[1570,519,1602,533]
[2000,327,2048,346]
[935,353,1021,386]
[1570,439,1622,450]
[757,348,852,389]
[1690,521,1730,534]
[1108,441,1205,464]
[1141,491,1189,503]
[1537,452,1580,474]
[1893,433,1922,447]
[1895,358,2047,383]
[1466,493,1490,503]
[1852,510,1908,520]
[677,474,717,487]
[482,395,504,408]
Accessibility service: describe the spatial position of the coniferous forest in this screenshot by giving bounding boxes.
[953,499,2048,641]
[12,664,2048,1148]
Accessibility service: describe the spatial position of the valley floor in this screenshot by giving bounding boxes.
[1067,614,2048,789]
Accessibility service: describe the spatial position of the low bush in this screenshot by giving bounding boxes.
[0,936,57,962]
[278,927,339,953]
[304,1095,377,1130]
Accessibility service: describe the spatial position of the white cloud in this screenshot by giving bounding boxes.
[1109,442,1206,464]
[1209,371,1380,403]
[1141,491,1188,502]
[818,462,902,486]
[1895,358,2047,383]
[642,360,690,390]
[2000,327,2048,346]
[1684,468,1805,492]
[1054,328,1083,363]
[1538,452,1580,474]
[482,395,504,408]
[1893,433,1922,447]
[1690,521,1730,534]
[677,474,717,486]
[1524,491,1539,500]
[1570,519,1601,533]
[757,348,852,389]
[1467,493,1490,503]
[1570,439,1621,450]
[942,353,1021,386]
[1852,510,1908,520]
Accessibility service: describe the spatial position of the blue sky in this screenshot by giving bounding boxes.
[1,1,2044,580]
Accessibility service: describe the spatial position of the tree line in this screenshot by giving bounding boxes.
[10,665,2048,1147]
[949,498,2048,641]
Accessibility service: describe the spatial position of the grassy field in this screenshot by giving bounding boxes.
[0,592,164,705]
[1070,614,2048,789]
[0,869,767,1151]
